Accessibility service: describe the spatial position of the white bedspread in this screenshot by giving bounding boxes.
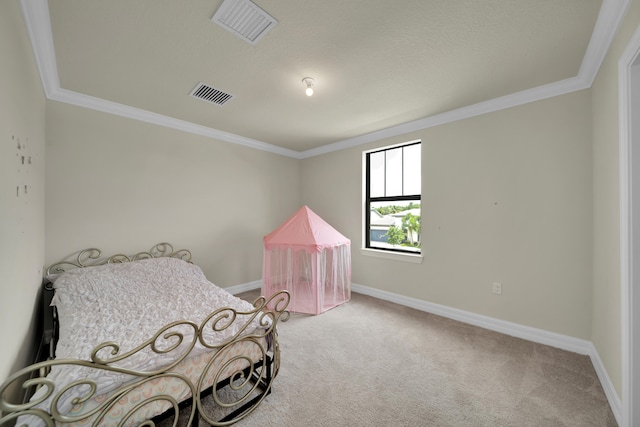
[33,257,262,419]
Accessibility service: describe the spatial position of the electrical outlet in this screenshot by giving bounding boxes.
[492,282,502,295]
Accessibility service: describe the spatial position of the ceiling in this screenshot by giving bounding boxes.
[22,0,628,157]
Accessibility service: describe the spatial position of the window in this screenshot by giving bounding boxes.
[364,141,421,254]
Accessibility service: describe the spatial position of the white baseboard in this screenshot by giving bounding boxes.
[350,283,591,354]
[350,282,621,424]
[588,343,622,426]
[230,280,621,423]
[225,280,261,295]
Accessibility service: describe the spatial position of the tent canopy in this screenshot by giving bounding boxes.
[264,205,350,251]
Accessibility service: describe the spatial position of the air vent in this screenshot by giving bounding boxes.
[189,82,234,106]
[211,0,278,45]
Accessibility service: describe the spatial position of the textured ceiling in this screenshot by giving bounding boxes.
[45,0,603,153]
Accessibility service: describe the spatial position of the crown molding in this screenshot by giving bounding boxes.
[50,87,301,158]
[580,0,631,84]
[299,75,588,158]
[20,0,59,97]
[20,0,630,159]
[300,0,631,158]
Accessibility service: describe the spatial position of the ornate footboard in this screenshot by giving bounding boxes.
[0,244,290,427]
[0,291,290,427]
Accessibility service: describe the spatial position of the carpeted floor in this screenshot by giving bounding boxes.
[162,290,617,426]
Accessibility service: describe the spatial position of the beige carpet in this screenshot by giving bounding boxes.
[162,290,617,426]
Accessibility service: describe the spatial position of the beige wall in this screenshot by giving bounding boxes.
[302,90,593,340]
[0,0,46,381]
[591,0,640,401]
[45,101,301,287]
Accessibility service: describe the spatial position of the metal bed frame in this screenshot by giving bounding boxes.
[0,243,290,426]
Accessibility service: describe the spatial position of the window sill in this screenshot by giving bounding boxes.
[360,248,423,264]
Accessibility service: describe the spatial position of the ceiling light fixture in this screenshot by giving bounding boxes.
[302,77,316,96]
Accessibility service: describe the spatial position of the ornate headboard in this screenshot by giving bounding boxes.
[46,242,192,277]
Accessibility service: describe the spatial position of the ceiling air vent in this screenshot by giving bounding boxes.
[189,82,234,106]
[211,0,278,45]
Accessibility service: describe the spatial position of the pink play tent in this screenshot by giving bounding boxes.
[262,205,351,315]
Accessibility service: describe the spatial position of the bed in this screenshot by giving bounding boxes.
[0,243,290,426]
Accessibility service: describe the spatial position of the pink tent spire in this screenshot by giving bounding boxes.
[264,205,350,251]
